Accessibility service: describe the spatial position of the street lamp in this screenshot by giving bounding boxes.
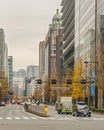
[84,61,89,105]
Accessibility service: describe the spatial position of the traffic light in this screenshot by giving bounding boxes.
[80,79,86,84]
[51,79,56,84]
[37,79,42,84]
[67,79,72,84]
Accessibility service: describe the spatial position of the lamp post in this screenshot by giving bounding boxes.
[84,61,89,105]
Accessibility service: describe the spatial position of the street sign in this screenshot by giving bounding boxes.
[51,87,70,90]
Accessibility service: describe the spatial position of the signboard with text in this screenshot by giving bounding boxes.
[51,87,70,91]
[90,70,95,96]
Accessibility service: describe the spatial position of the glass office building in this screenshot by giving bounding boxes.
[61,0,104,107]
[0,28,5,76]
[75,0,104,107]
[61,0,75,69]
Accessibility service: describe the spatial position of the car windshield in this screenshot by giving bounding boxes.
[62,102,73,107]
[77,104,89,110]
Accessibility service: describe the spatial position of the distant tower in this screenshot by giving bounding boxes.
[44,9,62,102]
[45,9,62,79]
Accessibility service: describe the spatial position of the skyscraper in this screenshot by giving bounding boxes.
[61,0,75,69]
[39,41,45,79]
[61,0,104,107]
[17,69,26,79]
[27,65,39,79]
[0,28,8,100]
[0,28,5,76]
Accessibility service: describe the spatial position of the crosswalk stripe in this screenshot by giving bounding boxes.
[39,117,47,120]
[6,117,12,119]
[14,117,20,119]
[23,117,29,120]
[63,117,73,120]
[99,118,104,120]
[0,116,104,120]
[93,118,104,120]
[31,117,37,119]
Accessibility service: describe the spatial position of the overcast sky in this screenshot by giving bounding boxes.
[0,0,62,71]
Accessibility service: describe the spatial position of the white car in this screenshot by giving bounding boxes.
[0,101,6,106]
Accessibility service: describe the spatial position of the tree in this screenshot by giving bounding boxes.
[44,76,50,103]
[0,73,8,100]
[49,69,58,103]
[62,68,73,96]
[72,59,85,101]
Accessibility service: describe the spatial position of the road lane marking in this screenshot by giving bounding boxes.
[38,117,47,120]
[23,117,29,120]
[48,117,55,120]
[31,117,37,119]
[99,118,104,120]
[63,117,73,120]
[0,116,104,121]
[6,117,12,119]
[14,117,20,119]
[93,118,104,120]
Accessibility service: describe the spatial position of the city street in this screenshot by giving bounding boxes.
[0,104,104,130]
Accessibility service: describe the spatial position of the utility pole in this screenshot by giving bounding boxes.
[84,61,88,104]
[95,0,98,108]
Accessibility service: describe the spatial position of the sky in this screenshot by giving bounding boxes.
[0,0,62,71]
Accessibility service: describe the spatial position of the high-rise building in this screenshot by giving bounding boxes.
[8,56,13,88]
[61,0,75,69]
[4,44,8,78]
[27,65,39,79]
[39,41,45,79]
[74,0,104,108]
[61,0,104,107]
[13,77,25,98]
[0,28,5,76]
[44,9,62,102]
[0,28,8,100]
[17,69,26,79]
[45,9,62,79]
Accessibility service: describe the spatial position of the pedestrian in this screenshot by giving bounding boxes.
[36,100,39,106]
[37,101,40,106]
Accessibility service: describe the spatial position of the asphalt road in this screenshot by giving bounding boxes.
[0,104,104,130]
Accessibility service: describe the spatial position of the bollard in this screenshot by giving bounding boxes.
[44,105,48,115]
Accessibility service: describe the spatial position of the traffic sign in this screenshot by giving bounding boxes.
[51,87,70,90]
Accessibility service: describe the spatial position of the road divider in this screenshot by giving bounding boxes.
[24,103,50,117]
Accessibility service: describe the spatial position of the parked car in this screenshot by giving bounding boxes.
[17,99,22,105]
[73,101,91,117]
[0,101,6,106]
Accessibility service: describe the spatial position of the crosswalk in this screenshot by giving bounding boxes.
[0,116,104,121]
